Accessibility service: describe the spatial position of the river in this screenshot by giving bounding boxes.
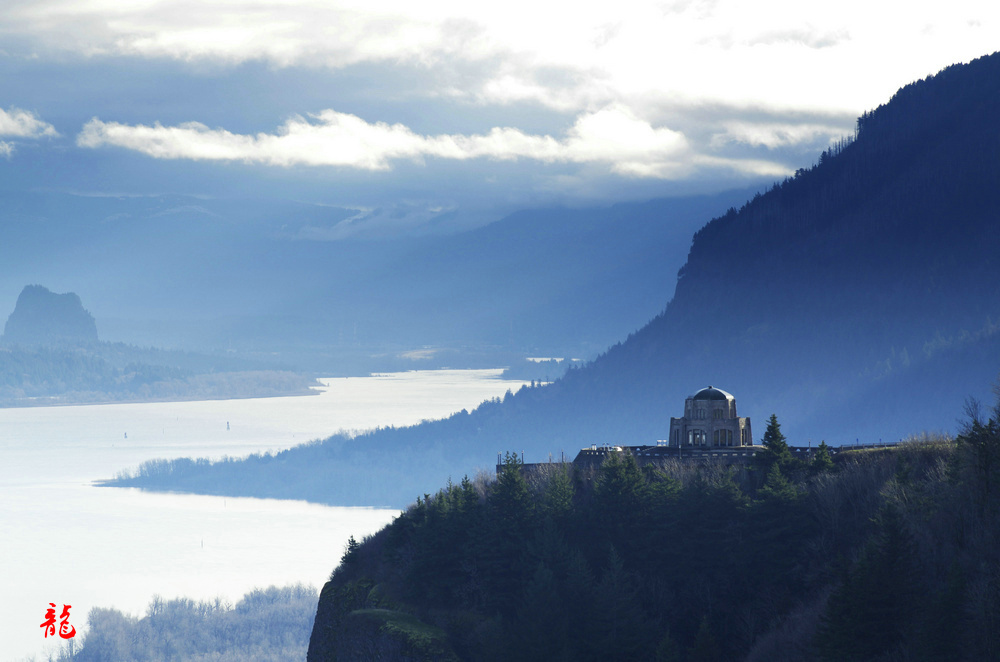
[0,369,525,661]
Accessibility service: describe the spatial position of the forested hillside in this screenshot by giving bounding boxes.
[308,399,1000,661]
[611,51,1000,437]
[0,341,319,405]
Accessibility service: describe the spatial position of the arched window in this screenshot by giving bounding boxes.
[713,409,723,420]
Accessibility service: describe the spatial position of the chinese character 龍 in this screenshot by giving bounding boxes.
[40,603,75,639]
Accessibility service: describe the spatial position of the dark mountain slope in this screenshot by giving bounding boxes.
[108,53,1000,507]
[589,52,1000,439]
[349,50,1000,452]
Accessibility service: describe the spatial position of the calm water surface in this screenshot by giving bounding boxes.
[1,369,525,661]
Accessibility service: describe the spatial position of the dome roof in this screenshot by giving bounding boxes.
[691,386,733,401]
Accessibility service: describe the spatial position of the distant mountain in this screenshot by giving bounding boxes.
[107,52,1000,507]
[2,285,98,345]
[0,189,754,370]
[0,285,318,405]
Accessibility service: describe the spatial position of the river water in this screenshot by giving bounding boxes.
[0,369,525,661]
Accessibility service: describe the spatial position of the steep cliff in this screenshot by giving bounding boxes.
[598,51,1000,437]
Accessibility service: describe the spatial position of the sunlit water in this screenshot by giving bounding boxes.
[0,369,526,661]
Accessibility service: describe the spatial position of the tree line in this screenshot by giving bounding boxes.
[45,584,318,662]
[310,403,1000,661]
[0,342,317,405]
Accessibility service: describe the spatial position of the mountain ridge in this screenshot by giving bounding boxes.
[0,189,753,368]
[104,52,1000,507]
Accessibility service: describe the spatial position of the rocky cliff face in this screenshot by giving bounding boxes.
[546,50,1000,443]
[2,285,99,346]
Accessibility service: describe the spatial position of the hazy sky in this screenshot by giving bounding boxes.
[0,1,997,232]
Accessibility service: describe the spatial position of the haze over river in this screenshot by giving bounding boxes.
[1,369,526,661]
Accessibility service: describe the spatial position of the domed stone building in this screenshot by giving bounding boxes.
[535,385,761,472]
[668,386,752,448]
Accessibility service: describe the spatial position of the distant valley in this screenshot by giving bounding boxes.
[105,52,1000,508]
[0,189,755,374]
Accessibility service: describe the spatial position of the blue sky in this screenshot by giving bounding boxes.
[0,0,997,233]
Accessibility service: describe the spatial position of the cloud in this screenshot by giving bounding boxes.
[710,120,849,150]
[0,107,58,138]
[77,105,734,179]
[7,0,990,215]
[0,141,13,157]
[4,0,999,118]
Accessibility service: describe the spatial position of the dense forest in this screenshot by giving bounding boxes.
[43,584,318,662]
[308,396,1000,661]
[106,52,1000,508]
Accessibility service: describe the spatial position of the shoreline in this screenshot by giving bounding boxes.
[0,385,323,409]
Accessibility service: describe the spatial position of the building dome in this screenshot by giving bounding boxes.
[691,386,733,401]
[670,386,751,448]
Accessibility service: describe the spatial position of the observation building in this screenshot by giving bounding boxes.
[667,386,753,448]
[507,385,884,475]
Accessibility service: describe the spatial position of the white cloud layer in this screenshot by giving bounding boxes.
[710,121,849,150]
[0,107,58,138]
[3,1,995,207]
[79,105,780,179]
[2,0,998,117]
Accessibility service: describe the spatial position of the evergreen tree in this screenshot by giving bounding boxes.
[491,451,534,526]
[340,535,360,566]
[955,398,1000,512]
[762,414,790,454]
[758,463,800,502]
[756,413,793,475]
[655,630,682,662]
[815,506,918,660]
[477,451,535,614]
[563,550,598,662]
[810,440,835,474]
[542,465,575,523]
[688,615,722,662]
[915,563,967,661]
[513,563,569,662]
[749,464,811,594]
[591,548,654,661]
[592,451,650,559]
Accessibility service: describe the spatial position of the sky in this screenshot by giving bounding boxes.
[0,0,998,233]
